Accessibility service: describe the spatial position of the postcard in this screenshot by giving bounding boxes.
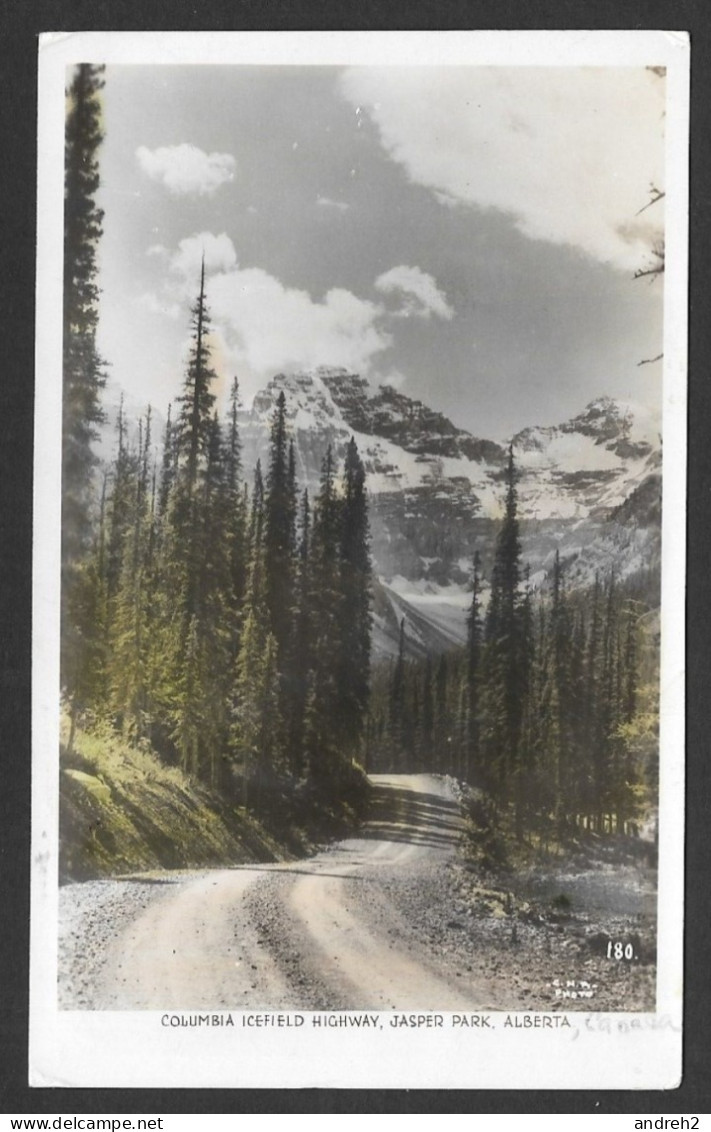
[31,29,688,1089]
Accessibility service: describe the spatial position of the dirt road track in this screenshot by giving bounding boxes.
[60,774,504,1011]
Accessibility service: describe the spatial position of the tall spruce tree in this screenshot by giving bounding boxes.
[108,409,155,740]
[105,397,134,602]
[389,618,406,769]
[598,574,619,829]
[175,257,216,491]
[582,575,603,825]
[264,391,296,659]
[62,63,106,569]
[197,414,234,787]
[547,550,571,831]
[305,446,344,788]
[517,563,537,819]
[465,551,483,783]
[288,488,312,776]
[158,404,175,519]
[167,261,218,627]
[232,462,282,812]
[160,265,219,775]
[421,653,434,772]
[61,64,108,732]
[483,445,528,831]
[337,437,372,760]
[223,379,248,658]
[434,653,449,774]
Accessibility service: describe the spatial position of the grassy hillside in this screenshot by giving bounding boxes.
[59,723,289,882]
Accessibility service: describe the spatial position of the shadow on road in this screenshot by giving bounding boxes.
[358,784,463,850]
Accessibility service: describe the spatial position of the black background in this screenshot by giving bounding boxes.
[1,0,709,1115]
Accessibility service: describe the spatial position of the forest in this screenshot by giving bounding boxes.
[62,65,372,836]
[369,459,659,845]
[60,64,659,856]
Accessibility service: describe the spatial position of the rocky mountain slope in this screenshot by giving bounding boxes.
[240,367,662,658]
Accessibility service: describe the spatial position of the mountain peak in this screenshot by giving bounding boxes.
[245,368,660,524]
[238,371,661,658]
[565,396,632,440]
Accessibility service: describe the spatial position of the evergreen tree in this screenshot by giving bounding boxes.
[249,460,265,549]
[599,574,619,829]
[198,414,234,787]
[410,677,421,771]
[159,269,220,775]
[483,445,526,824]
[548,550,571,831]
[566,606,587,823]
[421,654,434,772]
[168,265,218,616]
[465,551,483,783]
[288,489,312,776]
[454,676,469,780]
[337,437,372,759]
[622,603,639,726]
[232,602,282,812]
[108,409,155,740]
[306,446,344,788]
[62,63,107,569]
[434,653,449,773]
[223,379,248,658]
[158,403,175,519]
[62,547,108,751]
[175,257,216,490]
[287,439,298,558]
[172,615,203,778]
[582,575,603,826]
[389,618,406,769]
[264,392,296,660]
[60,64,109,732]
[105,397,135,602]
[231,460,283,807]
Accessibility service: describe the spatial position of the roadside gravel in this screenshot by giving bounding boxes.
[58,874,193,1008]
[58,776,656,1012]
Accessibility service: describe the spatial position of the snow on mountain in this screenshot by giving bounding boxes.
[241,366,504,502]
[96,366,661,659]
[512,396,661,521]
[243,369,660,523]
[237,368,662,658]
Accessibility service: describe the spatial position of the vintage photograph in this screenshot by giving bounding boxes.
[32,31,687,1089]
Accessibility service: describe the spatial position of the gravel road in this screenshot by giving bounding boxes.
[59,773,655,1011]
[60,774,504,1010]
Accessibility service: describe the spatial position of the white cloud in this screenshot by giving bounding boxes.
[170,232,239,280]
[340,67,665,272]
[135,291,180,320]
[163,234,457,400]
[165,231,392,396]
[317,194,350,212]
[136,143,236,196]
[379,369,408,390]
[375,264,454,320]
[208,269,390,381]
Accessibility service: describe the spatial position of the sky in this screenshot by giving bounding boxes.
[93,64,666,441]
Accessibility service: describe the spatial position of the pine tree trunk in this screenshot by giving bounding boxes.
[68,697,78,755]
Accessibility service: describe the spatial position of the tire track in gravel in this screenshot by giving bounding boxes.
[61,774,499,1011]
[238,774,503,1010]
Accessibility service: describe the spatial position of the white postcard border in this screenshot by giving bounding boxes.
[31,28,689,1090]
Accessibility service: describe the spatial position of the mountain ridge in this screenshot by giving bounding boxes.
[242,366,660,520]
[98,366,662,660]
[239,367,661,658]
